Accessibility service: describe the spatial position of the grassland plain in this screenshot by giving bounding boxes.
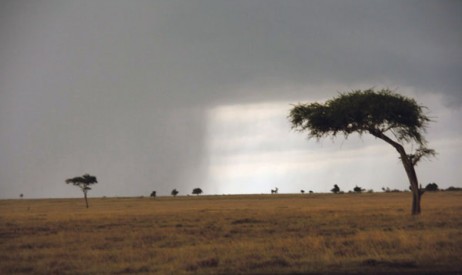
[1,192,461,274]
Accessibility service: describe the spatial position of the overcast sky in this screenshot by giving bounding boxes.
[1,0,461,198]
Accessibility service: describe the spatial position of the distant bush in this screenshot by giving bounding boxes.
[354,186,365,193]
[192,188,203,195]
[171,189,179,197]
[382,187,402,193]
[446,186,462,192]
[425,183,439,192]
[331,184,340,194]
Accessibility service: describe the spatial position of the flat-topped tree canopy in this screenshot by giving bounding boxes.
[65,174,98,208]
[289,89,435,215]
[65,174,98,187]
[289,89,430,145]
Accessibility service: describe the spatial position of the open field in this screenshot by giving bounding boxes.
[1,192,461,274]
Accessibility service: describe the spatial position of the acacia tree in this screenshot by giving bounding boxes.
[65,174,98,208]
[289,89,435,215]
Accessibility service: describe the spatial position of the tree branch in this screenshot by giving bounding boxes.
[408,147,436,166]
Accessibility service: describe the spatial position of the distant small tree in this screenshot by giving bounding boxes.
[171,189,179,197]
[65,174,98,208]
[331,184,340,194]
[425,183,439,192]
[192,188,203,195]
[301,190,305,194]
[20,193,23,199]
[150,191,157,198]
[354,186,365,193]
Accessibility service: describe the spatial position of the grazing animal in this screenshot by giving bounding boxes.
[150,191,156,198]
[271,187,278,194]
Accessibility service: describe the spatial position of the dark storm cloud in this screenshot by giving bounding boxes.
[125,0,462,105]
[0,0,461,198]
[2,0,460,105]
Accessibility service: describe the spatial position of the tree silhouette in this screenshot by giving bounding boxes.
[150,191,157,198]
[425,183,439,192]
[65,174,98,208]
[192,188,203,195]
[331,184,340,194]
[354,186,365,193]
[171,189,179,197]
[289,89,435,215]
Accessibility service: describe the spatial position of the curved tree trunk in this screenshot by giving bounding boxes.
[400,155,423,215]
[391,144,424,215]
[372,131,424,215]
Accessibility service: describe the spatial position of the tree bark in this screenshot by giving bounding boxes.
[84,192,89,208]
[399,153,423,215]
[370,131,423,215]
[412,189,422,215]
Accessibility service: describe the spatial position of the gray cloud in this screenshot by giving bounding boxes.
[1,1,461,198]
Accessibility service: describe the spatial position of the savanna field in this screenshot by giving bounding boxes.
[1,192,461,274]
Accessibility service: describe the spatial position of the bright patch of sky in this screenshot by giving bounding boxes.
[205,91,462,194]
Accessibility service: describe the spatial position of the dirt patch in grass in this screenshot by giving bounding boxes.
[231,218,263,225]
[185,257,220,271]
[361,258,417,268]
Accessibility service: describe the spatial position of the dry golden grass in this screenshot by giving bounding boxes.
[1,192,461,274]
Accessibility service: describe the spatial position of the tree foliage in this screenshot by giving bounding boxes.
[290,89,431,146]
[171,189,179,197]
[192,188,203,195]
[331,184,340,194]
[425,183,439,192]
[65,174,98,208]
[289,89,435,215]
